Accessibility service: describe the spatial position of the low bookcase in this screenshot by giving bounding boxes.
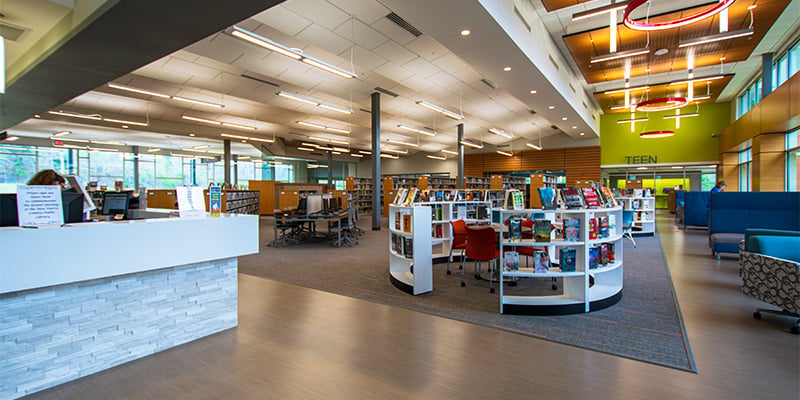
[389,205,432,295]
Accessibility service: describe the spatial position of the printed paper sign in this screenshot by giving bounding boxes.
[209,185,222,217]
[16,185,64,227]
[176,186,206,218]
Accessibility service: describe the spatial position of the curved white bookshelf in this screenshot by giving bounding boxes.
[617,196,655,235]
[498,206,624,315]
[388,205,432,295]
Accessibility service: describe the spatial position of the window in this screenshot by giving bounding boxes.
[787,130,799,192]
[738,148,752,192]
[737,39,799,119]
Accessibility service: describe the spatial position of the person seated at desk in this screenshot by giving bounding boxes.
[27,169,66,186]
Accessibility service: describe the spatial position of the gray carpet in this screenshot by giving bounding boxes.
[239,217,696,372]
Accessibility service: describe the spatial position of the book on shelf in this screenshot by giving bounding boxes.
[559,248,577,272]
[606,243,616,263]
[394,212,401,230]
[598,216,609,238]
[508,218,522,242]
[563,218,580,241]
[503,251,520,272]
[563,187,584,209]
[476,205,488,220]
[512,191,524,210]
[633,189,644,198]
[643,188,652,197]
[581,187,601,208]
[608,215,616,236]
[402,214,412,233]
[554,188,566,209]
[404,188,418,205]
[533,219,551,242]
[588,247,599,269]
[391,234,402,254]
[534,250,550,273]
[588,217,598,240]
[403,237,413,258]
[600,187,617,207]
[537,187,556,210]
[600,244,610,265]
[393,188,406,205]
[632,199,641,210]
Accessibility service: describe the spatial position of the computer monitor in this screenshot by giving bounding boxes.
[306,194,323,215]
[102,192,130,216]
[0,193,18,227]
[297,197,307,214]
[0,192,84,226]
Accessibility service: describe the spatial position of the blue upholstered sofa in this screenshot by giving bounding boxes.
[709,192,800,258]
[682,191,710,229]
[739,229,800,334]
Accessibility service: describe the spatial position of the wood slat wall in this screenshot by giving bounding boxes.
[465,146,600,184]
[565,147,601,186]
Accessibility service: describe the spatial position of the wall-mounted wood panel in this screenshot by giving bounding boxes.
[565,147,601,186]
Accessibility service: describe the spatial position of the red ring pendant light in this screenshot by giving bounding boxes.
[623,0,736,31]
[636,97,689,112]
[640,130,675,139]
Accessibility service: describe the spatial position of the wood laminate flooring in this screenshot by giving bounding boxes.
[23,213,800,399]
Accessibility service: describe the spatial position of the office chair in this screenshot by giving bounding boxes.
[622,209,636,247]
[448,220,467,276]
[465,225,500,292]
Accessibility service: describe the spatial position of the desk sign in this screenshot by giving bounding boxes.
[16,185,64,227]
[209,185,222,217]
[176,186,206,218]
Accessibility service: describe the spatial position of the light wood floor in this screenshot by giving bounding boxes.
[24,213,799,399]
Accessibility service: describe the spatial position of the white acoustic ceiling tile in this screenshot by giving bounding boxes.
[344,46,388,71]
[430,53,469,74]
[170,50,200,64]
[372,62,413,83]
[284,0,350,31]
[164,57,219,80]
[373,40,416,66]
[326,0,389,25]
[134,65,192,86]
[405,35,448,62]
[401,75,434,93]
[250,5,312,37]
[370,17,417,46]
[233,53,290,80]
[274,68,326,93]
[297,24,352,56]
[184,36,245,65]
[402,57,440,79]
[428,70,460,90]
[332,19,389,50]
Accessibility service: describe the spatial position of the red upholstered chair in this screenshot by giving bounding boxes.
[465,225,501,292]
[448,220,468,276]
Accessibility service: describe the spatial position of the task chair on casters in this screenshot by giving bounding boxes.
[465,225,501,292]
[448,220,468,276]
[622,210,636,248]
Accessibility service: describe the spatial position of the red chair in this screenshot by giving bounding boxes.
[465,225,501,292]
[448,220,467,276]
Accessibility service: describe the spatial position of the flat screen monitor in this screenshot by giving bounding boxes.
[306,194,323,215]
[0,193,18,227]
[102,192,130,216]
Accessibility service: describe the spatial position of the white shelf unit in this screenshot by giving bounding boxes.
[417,200,491,259]
[617,196,656,235]
[498,206,624,315]
[388,205,433,295]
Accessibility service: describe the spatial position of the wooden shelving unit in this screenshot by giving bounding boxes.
[529,174,558,208]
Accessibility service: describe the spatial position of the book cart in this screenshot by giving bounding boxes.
[388,204,433,295]
[497,206,624,314]
[617,196,656,235]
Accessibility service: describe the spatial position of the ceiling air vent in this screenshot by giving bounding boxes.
[548,55,560,71]
[569,83,576,93]
[241,72,279,87]
[0,22,27,42]
[386,12,423,37]
[481,78,498,90]
[528,109,537,115]
[513,5,532,32]
[550,125,559,130]
[374,87,399,97]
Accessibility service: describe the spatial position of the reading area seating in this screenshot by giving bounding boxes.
[708,192,800,259]
[681,191,710,229]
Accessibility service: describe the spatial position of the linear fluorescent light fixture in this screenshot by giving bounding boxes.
[103,118,149,127]
[298,147,315,152]
[572,0,631,21]
[617,117,649,123]
[297,121,350,134]
[496,150,513,157]
[387,139,419,147]
[692,94,712,101]
[488,128,512,139]
[48,110,102,120]
[278,91,354,114]
[220,133,274,143]
[183,115,256,130]
[350,153,364,158]
[108,83,225,108]
[228,26,355,79]
[416,100,463,120]
[525,143,542,150]
[397,124,436,137]
[679,28,754,48]
[459,139,484,149]
[380,153,399,159]
[380,147,408,154]
[426,154,447,160]
[53,130,71,137]
[441,149,458,155]
[358,150,372,155]
[602,85,650,95]
[663,113,699,119]
[669,75,726,86]
[590,47,650,64]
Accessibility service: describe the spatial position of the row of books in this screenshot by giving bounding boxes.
[506,216,616,242]
[391,234,414,258]
[537,186,618,210]
[393,212,413,233]
[502,244,616,273]
[393,188,420,205]
[620,188,653,197]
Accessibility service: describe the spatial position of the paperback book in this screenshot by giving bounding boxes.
[403,237,413,258]
[537,187,556,209]
[508,218,522,242]
[600,243,610,265]
[533,219,551,242]
[598,216,609,238]
[563,187,584,209]
[534,250,550,273]
[402,214,412,233]
[503,251,520,272]
[588,247,599,269]
[581,187,601,208]
[600,186,617,207]
[563,218,580,241]
[588,217,598,240]
[394,212,401,230]
[559,248,577,272]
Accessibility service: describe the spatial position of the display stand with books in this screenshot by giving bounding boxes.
[417,200,491,260]
[389,205,433,295]
[617,195,656,235]
[497,206,624,315]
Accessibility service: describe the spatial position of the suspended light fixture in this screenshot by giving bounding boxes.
[297,121,350,134]
[616,117,649,124]
[397,124,436,137]
[639,130,675,139]
[636,97,689,112]
[277,91,354,114]
[679,28,754,48]
[220,133,274,143]
[459,139,484,149]
[488,128,512,139]
[387,139,419,147]
[416,100,463,120]
[441,149,459,155]
[590,47,650,64]
[108,83,225,108]
[496,150,513,157]
[623,0,735,31]
[525,143,542,150]
[426,154,447,160]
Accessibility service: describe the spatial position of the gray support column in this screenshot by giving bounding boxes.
[132,146,140,191]
[327,151,333,189]
[457,123,464,189]
[191,159,197,186]
[233,155,238,186]
[223,140,231,186]
[762,52,774,98]
[371,92,381,231]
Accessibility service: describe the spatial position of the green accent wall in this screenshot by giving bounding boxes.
[600,102,731,165]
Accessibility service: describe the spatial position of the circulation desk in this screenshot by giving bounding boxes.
[0,211,258,399]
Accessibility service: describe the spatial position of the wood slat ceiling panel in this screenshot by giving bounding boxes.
[563,0,789,83]
[541,0,590,12]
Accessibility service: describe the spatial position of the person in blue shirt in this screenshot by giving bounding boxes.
[710,181,727,193]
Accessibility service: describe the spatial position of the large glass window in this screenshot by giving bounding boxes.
[738,39,799,119]
[0,145,37,192]
[738,148,752,192]
[787,130,799,192]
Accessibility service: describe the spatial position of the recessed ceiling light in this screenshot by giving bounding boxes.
[580,132,585,136]
[529,90,537,94]
[121,125,129,129]
[503,66,512,72]
[460,29,471,36]
[654,48,669,56]
[572,126,577,129]
[34,115,41,118]
[548,105,555,109]
[562,117,568,120]
[189,133,196,137]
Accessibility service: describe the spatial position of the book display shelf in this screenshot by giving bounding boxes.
[498,206,624,315]
[418,200,491,259]
[346,177,373,213]
[617,196,656,235]
[218,190,260,214]
[389,205,433,295]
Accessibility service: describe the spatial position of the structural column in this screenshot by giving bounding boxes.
[457,123,464,189]
[327,151,333,188]
[762,52,774,98]
[132,145,140,191]
[223,139,231,186]
[371,92,381,230]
